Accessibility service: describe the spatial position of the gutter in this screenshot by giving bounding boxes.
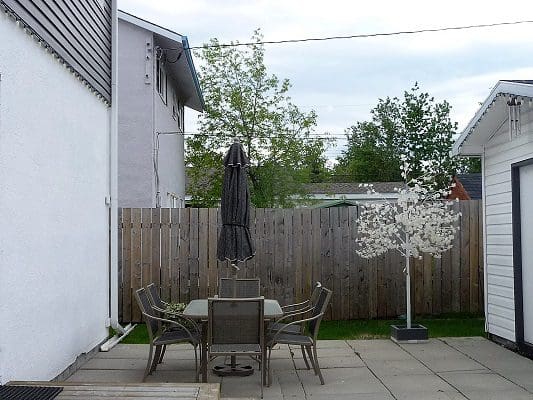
[101,0,135,351]
[182,36,205,111]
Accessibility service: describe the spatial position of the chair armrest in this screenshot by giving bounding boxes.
[149,305,201,336]
[282,299,310,310]
[268,312,324,344]
[271,306,313,325]
[141,312,198,340]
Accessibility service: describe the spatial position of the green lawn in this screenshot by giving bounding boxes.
[116,313,484,344]
[318,313,485,339]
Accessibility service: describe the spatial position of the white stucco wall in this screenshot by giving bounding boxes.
[483,110,533,342]
[117,20,154,207]
[117,19,186,208]
[0,13,110,383]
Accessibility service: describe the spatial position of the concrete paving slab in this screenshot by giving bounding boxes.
[97,344,197,360]
[365,358,433,376]
[394,390,467,399]
[296,366,389,395]
[417,356,487,373]
[348,340,414,361]
[82,357,197,371]
[289,347,353,359]
[307,393,394,400]
[315,340,351,349]
[380,374,456,394]
[275,369,306,399]
[439,371,529,393]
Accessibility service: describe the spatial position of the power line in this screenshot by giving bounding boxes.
[184,19,533,50]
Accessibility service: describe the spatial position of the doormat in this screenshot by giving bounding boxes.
[0,385,63,400]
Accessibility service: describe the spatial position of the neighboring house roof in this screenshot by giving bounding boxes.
[453,80,533,155]
[306,182,403,195]
[448,174,482,200]
[118,9,205,112]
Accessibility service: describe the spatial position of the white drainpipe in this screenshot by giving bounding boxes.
[101,0,135,351]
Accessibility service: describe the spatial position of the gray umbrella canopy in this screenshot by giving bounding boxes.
[217,141,255,263]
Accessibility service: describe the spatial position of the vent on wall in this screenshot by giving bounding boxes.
[508,96,522,140]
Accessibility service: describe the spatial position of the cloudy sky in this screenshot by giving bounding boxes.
[118,0,533,159]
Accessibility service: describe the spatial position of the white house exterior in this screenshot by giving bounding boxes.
[453,80,533,355]
[0,0,117,383]
[117,11,204,208]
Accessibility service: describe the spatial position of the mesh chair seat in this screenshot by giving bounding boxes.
[267,332,312,346]
[155,329,201,346]
[209,343,261,353]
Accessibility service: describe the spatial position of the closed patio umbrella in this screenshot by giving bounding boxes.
[215,140,255,377]
[217,140,255,273]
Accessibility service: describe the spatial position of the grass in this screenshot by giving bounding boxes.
[319,313,485,340]
[116,313,485,344]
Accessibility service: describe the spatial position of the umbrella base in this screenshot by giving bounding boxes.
[212,362,254,377]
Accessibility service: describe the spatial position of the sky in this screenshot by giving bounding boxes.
[118,0,533,160]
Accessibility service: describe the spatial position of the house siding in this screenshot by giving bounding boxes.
[117,19,154,207]
[0,10,110,382]
[117,18,186,208]
[484,112,533,342]
[1,0,111,101]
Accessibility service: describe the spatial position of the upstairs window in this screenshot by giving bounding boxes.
[156,57,167,104]
[172,92,184,131]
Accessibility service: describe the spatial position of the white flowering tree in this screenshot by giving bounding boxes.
[356,159,461,329]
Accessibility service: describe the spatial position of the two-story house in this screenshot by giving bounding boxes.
[117,11,204,208]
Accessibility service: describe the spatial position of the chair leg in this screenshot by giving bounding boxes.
[311,344,324,385]
[194,345,199,383]
[260,352,264,399]
[305,345,316,372]
[159,344,167,363]
[143,343,154,382]
[151,345,162,373]
[301,345,311,370]
[267,347,273,387]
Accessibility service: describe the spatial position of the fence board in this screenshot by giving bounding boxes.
[151,208,161,291]
[121,209,132,322]
[160,208,170,302]
[118,202,483,323]
[170,208,179,303]
[130,209,142,321]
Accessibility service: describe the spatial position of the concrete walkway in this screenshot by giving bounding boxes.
[68,337,533,399]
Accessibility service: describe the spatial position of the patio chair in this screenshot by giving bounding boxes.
[219,277,260,298]
[134,287,202,382]
[268,282,323,368]
[146,282,199,364]
[266,287,332,386]
[208,297,265,398]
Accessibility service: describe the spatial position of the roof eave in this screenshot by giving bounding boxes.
[182,36,205,112]
[453,80,533,156]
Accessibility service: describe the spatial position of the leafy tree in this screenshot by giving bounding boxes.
[335,84,464,188]
[186,30,331,207]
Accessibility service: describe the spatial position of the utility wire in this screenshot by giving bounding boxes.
[183,19,533,50]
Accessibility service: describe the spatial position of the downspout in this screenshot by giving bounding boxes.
[101,0,135,351]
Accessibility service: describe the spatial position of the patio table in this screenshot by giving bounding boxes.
[183,298,283,382]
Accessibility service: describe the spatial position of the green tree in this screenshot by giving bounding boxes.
[335,83,462,187]
[187,30,331,207]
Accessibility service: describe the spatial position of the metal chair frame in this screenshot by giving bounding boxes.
[134,287,202,382]
[267,287,332,386]
[207,297,265,398]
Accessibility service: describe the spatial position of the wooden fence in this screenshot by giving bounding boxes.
[118,201,483,323]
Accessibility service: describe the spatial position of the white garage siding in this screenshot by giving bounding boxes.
[484,111,533,342]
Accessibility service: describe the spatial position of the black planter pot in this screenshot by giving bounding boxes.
[390,324,428,343]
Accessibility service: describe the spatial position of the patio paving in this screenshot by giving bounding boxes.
[67,337,533,399]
